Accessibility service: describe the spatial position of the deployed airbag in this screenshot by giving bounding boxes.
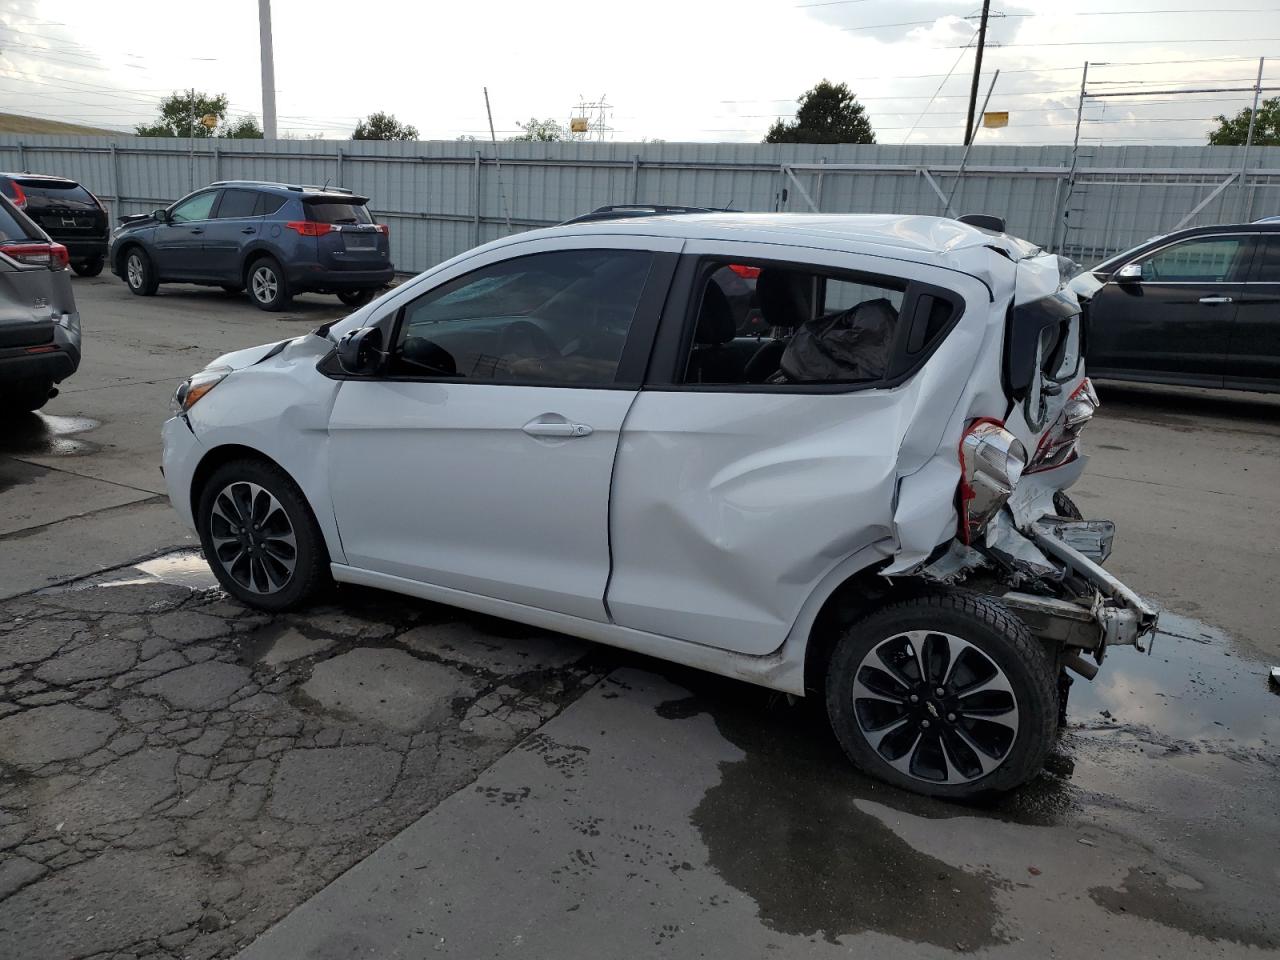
[776,298,898,382]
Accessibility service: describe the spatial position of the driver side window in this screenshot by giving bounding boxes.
[170,191,218,223]
[1138,236,1247,283]
[392,249,654,385]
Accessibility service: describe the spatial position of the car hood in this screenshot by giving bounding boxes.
[206,338,297,372]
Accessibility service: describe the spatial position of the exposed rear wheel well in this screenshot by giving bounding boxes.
[113,241,142,275]
[802,565,934,697]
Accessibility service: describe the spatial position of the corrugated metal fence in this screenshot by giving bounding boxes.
[2,135,1278,272]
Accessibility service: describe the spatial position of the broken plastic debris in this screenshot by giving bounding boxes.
[1269,666,1280,691]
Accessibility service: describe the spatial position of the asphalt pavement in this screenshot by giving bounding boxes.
[1,276,1277,959]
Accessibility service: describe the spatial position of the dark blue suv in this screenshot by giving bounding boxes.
[109,180,394,311]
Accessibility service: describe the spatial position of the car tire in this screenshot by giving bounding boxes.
[196,458,329,612]
[337,288,375,308]
[1052,491,1083,520]
[123,247,159,296]
[2,382,53,412]
[825,590,1057,799]
[72,257,105,278]
[246,257,291,311]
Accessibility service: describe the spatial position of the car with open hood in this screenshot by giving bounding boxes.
[160,212,1158,798]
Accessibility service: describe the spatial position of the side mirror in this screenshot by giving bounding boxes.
[336,326,384,376]
[153,208,171,223]
[1115,263,1142,284]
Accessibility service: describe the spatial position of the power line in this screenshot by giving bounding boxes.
[947,37,1280,49]
[843,9,1274,31]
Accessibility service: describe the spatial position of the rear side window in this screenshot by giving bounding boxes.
[0,178,18,200]
[306,201,372,224]
[15,178,95,206]
[0,198,38,242]
[254,193,287,216]
[680,259,922,388]
[215,189,259,219]
[1251,237,1280,282]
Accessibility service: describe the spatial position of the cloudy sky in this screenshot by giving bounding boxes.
[1,0,1277,145]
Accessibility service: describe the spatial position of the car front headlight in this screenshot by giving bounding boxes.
[171,366,231,416]
[958,419,1027,544]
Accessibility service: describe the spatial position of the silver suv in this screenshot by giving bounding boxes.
[0,194,81,412]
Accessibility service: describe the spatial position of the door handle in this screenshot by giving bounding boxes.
[189,227,204,235]
[522,417,593,438]
[240,227,256,234]
[1198,296,1232,304]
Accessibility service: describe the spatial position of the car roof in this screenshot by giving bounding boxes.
[207,179,362,200]
[506,212,1042,265]
[0,172,81,184]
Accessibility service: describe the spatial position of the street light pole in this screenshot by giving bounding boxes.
[963,0,992,146]
[258,0,277,140]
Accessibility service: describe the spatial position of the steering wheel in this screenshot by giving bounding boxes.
[499,320,560,359]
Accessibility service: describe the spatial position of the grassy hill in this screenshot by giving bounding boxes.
[0,112,129,136]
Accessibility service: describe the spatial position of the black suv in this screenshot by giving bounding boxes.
[0,173,109,277]
[1070,221,1280,393]
[108,181,394,311]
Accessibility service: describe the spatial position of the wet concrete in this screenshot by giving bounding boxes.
[0,413,101,458]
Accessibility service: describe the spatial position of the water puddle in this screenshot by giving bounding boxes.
[0,413,100,456]
[1066,611,1278,753]
[43,549,218,593]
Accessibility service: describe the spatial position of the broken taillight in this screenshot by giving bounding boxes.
[1027,378,1099,473]
[958,418,1027,544]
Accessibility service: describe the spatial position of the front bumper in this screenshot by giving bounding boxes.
[161,414,205,533]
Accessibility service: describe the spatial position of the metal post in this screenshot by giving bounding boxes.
[472,150,482,247]
[213,145,221,182]
[483,87,512,233]
[631,154,640,203]
[16,140,24,171]
[815,157,826,211]
[963,0,992,146]
[110,142,121,221]
[946,69,999,216]
[258,0,278,139]
[1055,61,1090,254]
[1238,57,1264,222]
[336,147,344,188]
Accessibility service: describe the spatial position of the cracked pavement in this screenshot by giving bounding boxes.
[0,573,601,960]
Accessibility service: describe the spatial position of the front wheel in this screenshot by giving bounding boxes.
[73,257,104,277]
[825,592,1057,798]
[196,459,329,611]
[124,248,158,296]
[337,288,375,308]
[246,258,292,311]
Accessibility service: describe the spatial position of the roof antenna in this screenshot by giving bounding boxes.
[321,175,332,191]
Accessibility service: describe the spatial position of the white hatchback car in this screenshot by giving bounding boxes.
[162,213,1157,798]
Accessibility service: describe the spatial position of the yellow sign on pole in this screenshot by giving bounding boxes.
[570,117,589,134]
[982,111,1009,129]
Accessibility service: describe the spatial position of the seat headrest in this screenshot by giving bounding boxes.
[695,281,736,346]
[756,269,809,329]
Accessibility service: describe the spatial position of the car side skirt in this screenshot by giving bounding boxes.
[330,563,808,696]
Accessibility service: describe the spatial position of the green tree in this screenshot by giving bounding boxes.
[764,79,875,145]
[135,90,260,138]
[1208,96,1280,146]
[509,118,564,142]
[352,112,419,141]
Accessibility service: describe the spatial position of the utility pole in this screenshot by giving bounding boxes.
[963,0,992,146]
[484,87,513,233]
[258,0,277,140]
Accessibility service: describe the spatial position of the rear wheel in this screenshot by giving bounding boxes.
[2,382,53,412]
[246,257,291,311]
[124,248,158,296]
[825,591,1057,798]
[1053,491,1083,519]
[196,459,328,611]
[72,257,104,278]
[337,288,375,308]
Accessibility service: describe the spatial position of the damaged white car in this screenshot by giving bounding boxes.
[161,213,1157,798]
